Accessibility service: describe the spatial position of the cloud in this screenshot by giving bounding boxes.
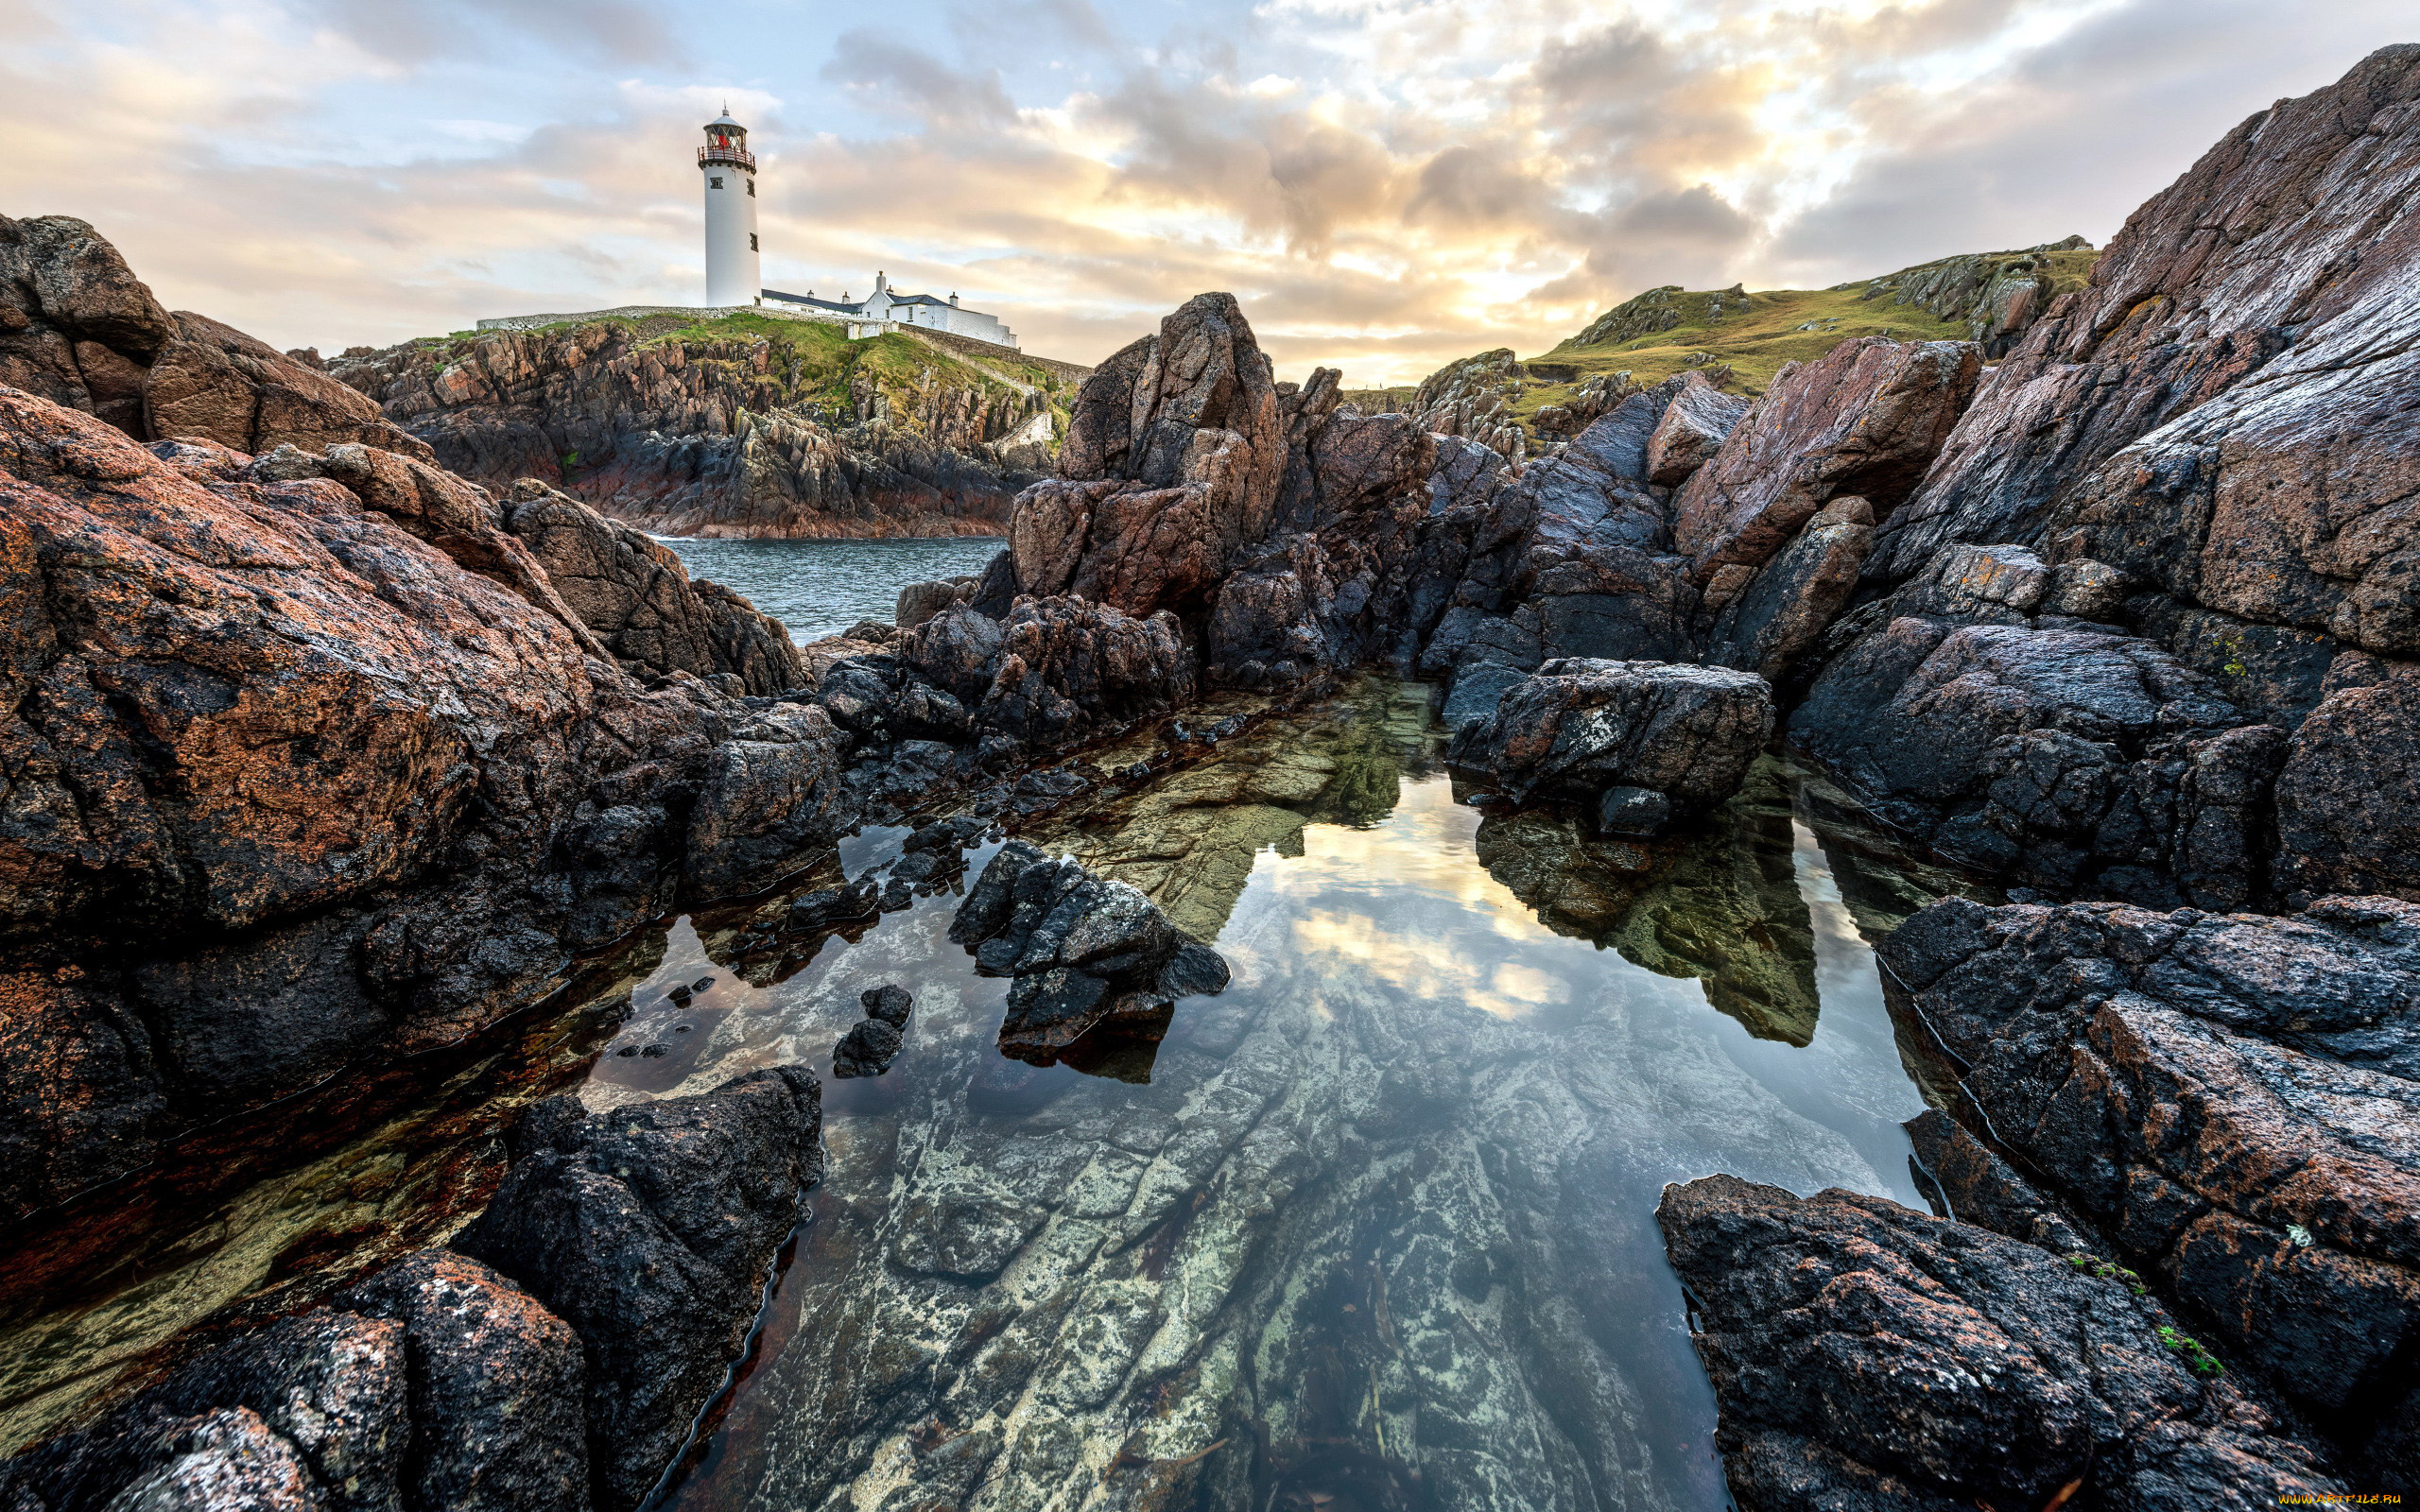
[0,0,2409,386]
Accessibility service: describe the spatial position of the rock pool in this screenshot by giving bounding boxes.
[586,679,1952,1512]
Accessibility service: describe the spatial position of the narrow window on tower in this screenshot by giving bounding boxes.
[711,176,723,189]
[750,233,759,250]
[747,180,755,197]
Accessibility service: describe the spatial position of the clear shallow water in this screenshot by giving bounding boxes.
[657,536,1007,644]
[0,679,1952,1505]
[595,682,1939,1512]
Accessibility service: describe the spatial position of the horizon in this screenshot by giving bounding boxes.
[2,0,2410,386]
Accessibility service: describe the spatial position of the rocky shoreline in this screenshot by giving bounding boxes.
[2,39,2418,1511]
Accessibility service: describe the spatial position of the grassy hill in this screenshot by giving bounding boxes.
[1360,241,2102,431]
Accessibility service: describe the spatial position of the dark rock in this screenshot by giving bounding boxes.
[860,983,914,1024]
[682,705,852,898]
[0,1309,410,1512]
[1593,785,1671,836]
[1880,893,2420,1476]
[336,1249,590,1512]
[950,843,1221,1061]
[1790,618,2284,909]
[832,1017,904,1077]
[453,1065,822,1510]
[1154,942,1231,999]
[1658,1174,2341,1510]
[1703,495,1874,680]
[1642,370,1749,486]
[1445,658,1773,815]
[787,878,883,931]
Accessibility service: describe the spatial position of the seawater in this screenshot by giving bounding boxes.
[657,535,1007,644]
[594,681,1944,1512]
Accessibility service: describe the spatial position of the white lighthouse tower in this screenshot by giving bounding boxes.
[699,108,759,308]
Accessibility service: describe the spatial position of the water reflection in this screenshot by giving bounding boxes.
[628,679,1942,1512]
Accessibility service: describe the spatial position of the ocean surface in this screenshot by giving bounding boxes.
[656,535,1008,644]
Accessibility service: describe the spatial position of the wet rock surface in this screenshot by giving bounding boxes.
[949,841,1223,1062]
[454,1065,823,1509]
[1658,1176,2341,1510]
[1447,658,1772,820]
[1880,893,2420,1481]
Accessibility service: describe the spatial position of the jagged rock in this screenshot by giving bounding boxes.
[335,1251,591,1512]
[1,215,430,459]
[895,576,975,629]
[2269,654,2420,906]
[860,983,914,1024]
[1406,347,1528,459]
[1671,335,1979,582]
[1881,893,2420,1479]
[453,1065,822,1511]
[1642,370,1749,486]
[1658,1175,2342,1510]
[949,841,1221,1060]
[0,1309,410,1512]
[1791,618,2285,909]
[499,478,805,692]
[1445,658,1772,819]
[0,387,746,1213]
[332,318,1063,538]
[1703,495,1874,679]
[682,703,852,897]
[1012,293,1283,617]
[832,1017,904,1076]
[1530,370,1637,440]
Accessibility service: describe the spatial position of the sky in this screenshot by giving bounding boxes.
[1,0,2409,385]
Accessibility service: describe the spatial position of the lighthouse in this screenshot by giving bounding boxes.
[699,108,759,307]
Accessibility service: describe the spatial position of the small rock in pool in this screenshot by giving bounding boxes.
[666,986,692,1005]
[674,1024,694,1033]
[639,1043,669,1058]
[832,1018,904,1077]
[878,877,914,912]
[1155,942,1231,999]
[615,1046,639,1057]
[861,984,914,1025]
[691,976,715,992]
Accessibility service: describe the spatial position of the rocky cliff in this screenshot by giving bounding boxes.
[332,313,1085,539]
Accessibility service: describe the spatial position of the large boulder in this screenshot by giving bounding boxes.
[453,1066,822,1511]
[1671,335,1979,583]
[1658,1175,2342,1510]
[1445,659,1772,824]
[1880,894,2420,1481]
[0,215,437,458]
[1703,494,1875,680]
[1642,369,1749,487]
[1012,293,1285,618]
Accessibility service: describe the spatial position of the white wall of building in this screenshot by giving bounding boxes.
[702,161,759,307]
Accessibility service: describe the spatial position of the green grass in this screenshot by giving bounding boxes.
[1512,285,1972,416]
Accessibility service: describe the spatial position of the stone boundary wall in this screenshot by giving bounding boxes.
[905,325,1093,382]
[475,303,860,335]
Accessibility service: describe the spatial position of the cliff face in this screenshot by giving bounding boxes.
[333,314,1085,539]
